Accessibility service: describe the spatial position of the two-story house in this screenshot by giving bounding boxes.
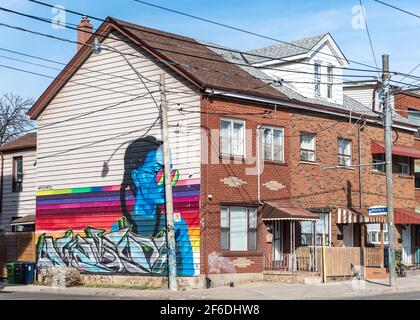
[23,16,420,287]
[0,132,37,233]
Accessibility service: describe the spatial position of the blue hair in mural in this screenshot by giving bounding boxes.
[118,136,194,276]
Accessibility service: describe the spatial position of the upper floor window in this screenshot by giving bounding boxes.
[263,126,284,162]
[220,118,245,157]
[327,65,333,98]
[338,139,352,166]
[314,63,321,96]
[407,109,420,126]
[12,156,23,192]
[300,133,316,162]
[221,206,257,251]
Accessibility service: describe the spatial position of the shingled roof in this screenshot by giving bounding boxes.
[27,17,288,119]
[0,132,37,152]
[246,34,328,64]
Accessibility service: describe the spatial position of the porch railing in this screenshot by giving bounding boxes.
[265,247,317,272]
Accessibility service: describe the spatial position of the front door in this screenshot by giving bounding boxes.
[273,221,283,261]
[401,225,412,264]
[342,224,353,247]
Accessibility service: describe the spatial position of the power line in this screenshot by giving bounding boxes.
[130,0,380,71]
[359,0,380,76]
[374,0,420,19]
[24,0,388,75]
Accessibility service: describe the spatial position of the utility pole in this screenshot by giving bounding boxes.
[160,73,178,291]
[382,54,396,287]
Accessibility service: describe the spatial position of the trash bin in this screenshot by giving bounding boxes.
[14,262,25,284]
[22,262,36,284]
[6,263,15,284]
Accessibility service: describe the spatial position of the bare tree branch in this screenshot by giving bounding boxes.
[0,93,35,145]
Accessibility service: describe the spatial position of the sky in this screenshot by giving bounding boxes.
[0,0,419,101]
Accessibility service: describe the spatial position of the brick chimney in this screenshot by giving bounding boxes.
[77,15,93,51]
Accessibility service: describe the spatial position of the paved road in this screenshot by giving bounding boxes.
[1,289,420,300]
[344,290,420,300]
[0,290,142,300]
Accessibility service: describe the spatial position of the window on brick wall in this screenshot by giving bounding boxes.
[338,139,352,166]
[220,118,245,157]
[373,153,386,172]
[415,160,420,188]
[221,206,257,251]
[301,212,330,246]
[367,224,388,245]
[397,155,410,175]
[300,133,316,162]
[263,126,284,162]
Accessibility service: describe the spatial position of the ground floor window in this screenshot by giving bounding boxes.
[221,206,257,251]
[367,223,388,245]
[300,212,330,246]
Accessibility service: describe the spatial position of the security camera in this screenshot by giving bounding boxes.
[208,194,213,201]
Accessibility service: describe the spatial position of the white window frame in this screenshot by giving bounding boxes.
[220,118,246,157]
[338,138,352,167]
[326,64,333,99]
[367,224,389,245]
[300,133,316,163]
[314,62,321,96]
[301,212,331,246]
[220,206,258,251]
[262,126,284,163]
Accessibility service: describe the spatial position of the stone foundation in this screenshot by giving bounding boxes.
[80,274,204,289]
[205,273,264,288]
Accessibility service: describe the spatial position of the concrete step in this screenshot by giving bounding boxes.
[365,267,388,280]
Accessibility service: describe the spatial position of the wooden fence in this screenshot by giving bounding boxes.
[266,246,384,277]
[0,232,36,278]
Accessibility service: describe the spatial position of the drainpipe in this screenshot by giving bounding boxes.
[0,152,4,221]
[358,123,363,209]
[256,125,263,205]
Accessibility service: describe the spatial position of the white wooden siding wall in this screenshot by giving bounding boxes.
[261,42,344,104]
[36,31,201,189]
[343,87,374,107]
[0,149,37,231]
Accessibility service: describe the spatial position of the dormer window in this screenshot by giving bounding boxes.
[327,65,333,98]
[314,63,321,96]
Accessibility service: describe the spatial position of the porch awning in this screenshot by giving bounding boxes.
[395,209,420,225]
[336,207,387,224]
[371,140,420,158]
[10,214,35,226]
[262,200,320,221]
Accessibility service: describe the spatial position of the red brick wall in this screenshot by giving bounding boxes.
[394,92,420,118]
[199,96,416,275]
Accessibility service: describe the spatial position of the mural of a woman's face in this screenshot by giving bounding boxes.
[131,147,165,205]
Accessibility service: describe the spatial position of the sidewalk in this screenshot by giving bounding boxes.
[2,274,420,300]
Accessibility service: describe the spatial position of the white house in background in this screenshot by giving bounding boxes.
[0,133,37,232]
[247,33,348,105]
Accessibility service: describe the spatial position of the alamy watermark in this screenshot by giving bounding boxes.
[51,4,66,30]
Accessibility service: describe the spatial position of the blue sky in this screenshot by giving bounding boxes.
[0,0,419,101]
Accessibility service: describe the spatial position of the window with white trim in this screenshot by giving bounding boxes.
[12,156,23,192]
[220,118,245,157]
[220,206,257,251]
[301,212,330,246]
[300,133,316,162]
[314,63,321,96]
[367,223,388,245]
[327,65,333,98]
[263,126,284,162]
[338,139,352,166]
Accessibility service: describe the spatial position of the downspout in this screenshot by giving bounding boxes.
[0,152,4,222]
[358,123,363,209]
[256,125,263,205]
